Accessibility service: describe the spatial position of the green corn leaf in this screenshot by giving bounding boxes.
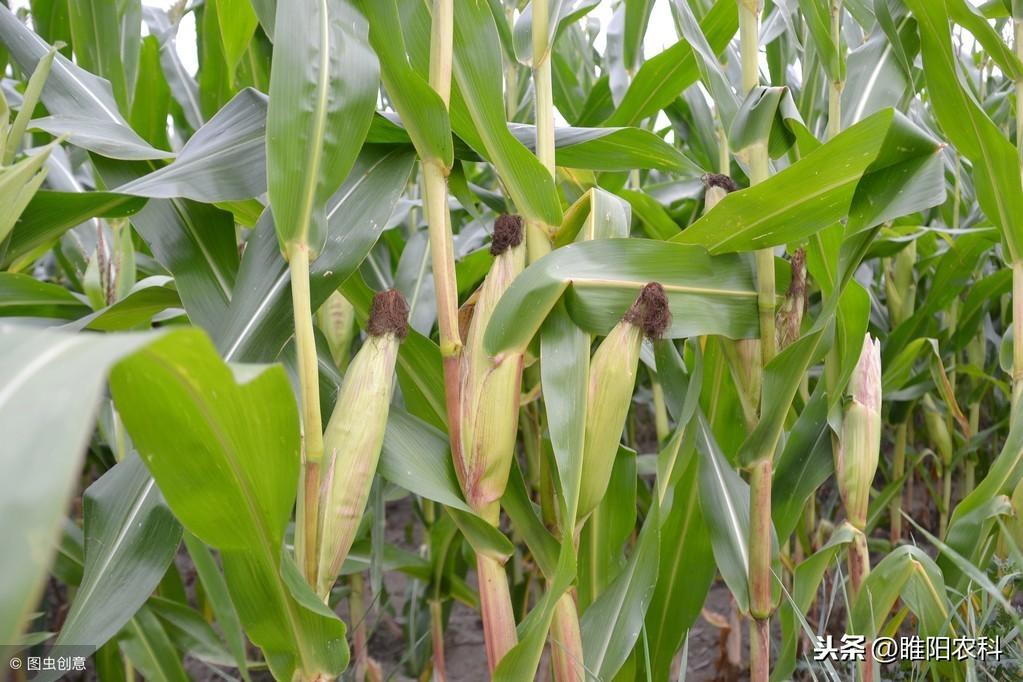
[217,146,415,362]
[378,407,515,561]
[694,412,753,613]
[578,447,637,609]
[492,548,576,682]
[797,0,845,83]
[182,533,250,681]
[773,524,856,682]
[217,0,259,81]
[606,0,737,126]
[618,189,681,240]
[110,330,349,680]
[357,0,453,167]
[56,454,182,651]
[554,187,631,246]
[580,500,659,681]
[540,301,591,525]
[0,5,171,159]
[120,607,190,682]
[451,0,562,227]
[266,0,379,255]
[0,271,90,320]
[484,239,759,356]
[644,454,715,682]
[674,109,944,253]
[114,89,269,203]
[906,0,1023,264]
[0,325,166,646]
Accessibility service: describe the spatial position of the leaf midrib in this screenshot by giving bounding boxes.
[292,0,333,247]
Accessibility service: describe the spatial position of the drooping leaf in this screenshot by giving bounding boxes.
[451,0,562,227]
[485,239,759,356]
[110,330,348,680]
[115,89,268,202]
[0,5,171,160]
[907,0,1023,264]
[0,325,165,646]
[606,0,737,126]
[217,146,415,361]
[674,109,944,254]
[356,0,453,167]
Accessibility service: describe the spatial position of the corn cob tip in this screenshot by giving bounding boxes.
[491,214,524,255]
[368,289,409,339]
[624,282,671,338]
[702,173,739,193]
[849,334,881,413]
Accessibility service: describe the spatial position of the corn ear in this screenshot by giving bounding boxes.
[776,248,806,351]
[835,335,881,530]
[577,283,671,522]
[921,393,953,466]
[316,290,357,371]
[702,173,738,211]
[885,240,917,325]
[316,289,408,597]
[458,216,527,518]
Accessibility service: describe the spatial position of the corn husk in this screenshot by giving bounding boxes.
[776,248,806,351]
[885,240,916,325]
[316,290,408,596]
[922,393,953,466]
[835,335,881,529]
[576,283,671,521]
[458,215,527,518]
[316,290,356,371]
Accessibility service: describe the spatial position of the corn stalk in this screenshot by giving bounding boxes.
[739,1,775,678]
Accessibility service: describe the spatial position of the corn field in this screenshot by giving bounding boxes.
[3,0,1023,679]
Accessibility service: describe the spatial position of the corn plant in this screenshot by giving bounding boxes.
[4,0,1023,681]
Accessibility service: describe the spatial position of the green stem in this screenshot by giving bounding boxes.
[739,2,774,679]
[890,420,908,543]
[550,592,585,682]
[940,465,952,539]
[1014,261,1023,411]
[848,529,874,682]
[477,552,517,673]
[430,599,447,682]
[1014,20,1023,411]
[826,0,844,141]
[527,0,556,263]
[350,572,371,681]
[652,378,670,443]
[288,242,324,586]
